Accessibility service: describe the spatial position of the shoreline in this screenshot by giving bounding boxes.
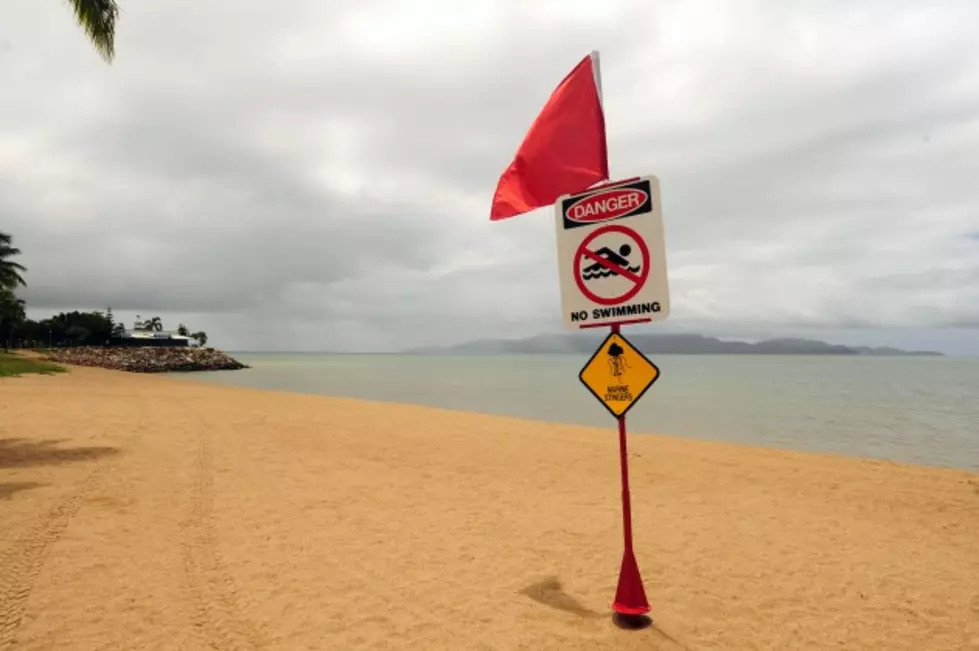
[168,370,979,474]
[180,376,959,473]
[11,365,972,478]
[2,368,977,650]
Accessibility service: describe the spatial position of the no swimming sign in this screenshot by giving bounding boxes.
[554,176,670,330]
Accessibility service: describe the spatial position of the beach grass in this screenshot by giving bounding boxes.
[0,351,65,377]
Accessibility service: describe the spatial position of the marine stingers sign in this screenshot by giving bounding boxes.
[555,175,670,330]
[579,332,660,418]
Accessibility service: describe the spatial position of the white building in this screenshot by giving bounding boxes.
[117,329,194,347]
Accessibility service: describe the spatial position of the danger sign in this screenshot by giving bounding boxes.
[555,175,670,330]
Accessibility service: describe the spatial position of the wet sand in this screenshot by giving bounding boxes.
[1,367,977,650]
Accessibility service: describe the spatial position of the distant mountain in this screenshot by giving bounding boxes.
[850,345,944,357]
[405,333,944,357]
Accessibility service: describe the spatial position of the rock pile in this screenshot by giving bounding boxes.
[43,346,249,373]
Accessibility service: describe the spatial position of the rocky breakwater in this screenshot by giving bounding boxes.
[44,346,249,373]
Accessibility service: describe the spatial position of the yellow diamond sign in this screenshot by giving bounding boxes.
[579,332,661,418]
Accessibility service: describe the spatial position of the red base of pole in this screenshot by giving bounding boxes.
[612,548,650,616]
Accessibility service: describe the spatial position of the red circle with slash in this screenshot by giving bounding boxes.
[573,224,650,306]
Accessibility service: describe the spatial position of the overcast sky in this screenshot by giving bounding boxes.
[2,0,978,354]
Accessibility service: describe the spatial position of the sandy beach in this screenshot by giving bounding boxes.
[1,367,978,650]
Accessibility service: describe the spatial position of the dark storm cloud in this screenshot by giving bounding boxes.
[4,54,480,312]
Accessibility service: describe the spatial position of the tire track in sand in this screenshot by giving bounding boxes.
[181,418,265,650]
[0,465,106,650]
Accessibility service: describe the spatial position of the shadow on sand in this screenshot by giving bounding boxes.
[519,576,604,619]
[0,481,46,499]
[613,612,654,630]
[520,576,692,649]
[0,438,119,470]
[615,613,694,650]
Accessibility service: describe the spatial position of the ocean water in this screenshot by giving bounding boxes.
[178,354,979,471]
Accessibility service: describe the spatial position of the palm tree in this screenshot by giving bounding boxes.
[0,232,27,291]
[191,331,208,348]
[68,0,120,63]
[0,291,26,351]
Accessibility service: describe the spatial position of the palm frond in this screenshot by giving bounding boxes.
[68,0,120,63]
[0,232,26,288]
[0,271,27,289]
[0,260,27,273]
[0,271,27,287]
[0,246,24,260]
[0,254,27,286]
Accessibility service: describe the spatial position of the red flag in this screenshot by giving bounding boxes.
[489,51,609,221]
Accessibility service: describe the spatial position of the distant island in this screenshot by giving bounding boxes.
[405,333,945,357]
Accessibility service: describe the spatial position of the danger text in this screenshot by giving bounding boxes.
[569,191,643,222]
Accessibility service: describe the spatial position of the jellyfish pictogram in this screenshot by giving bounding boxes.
[607,342,630,378]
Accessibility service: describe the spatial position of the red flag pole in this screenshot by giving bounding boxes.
[610,323,650,617]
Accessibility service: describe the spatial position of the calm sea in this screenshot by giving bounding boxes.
[178,354,979,471]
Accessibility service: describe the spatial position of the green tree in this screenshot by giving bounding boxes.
[68,0,120,63]
[177,322,208,346]
[0,232,27,291]
[0,291,26,351]
[133,315,162,331]
[37,311,113,346]
[66,324,91,344]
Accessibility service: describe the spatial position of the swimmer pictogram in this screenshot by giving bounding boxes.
[573,224,651,306]
[582,245,641,280]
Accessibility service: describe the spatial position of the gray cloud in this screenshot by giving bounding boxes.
[2,0,979,353]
